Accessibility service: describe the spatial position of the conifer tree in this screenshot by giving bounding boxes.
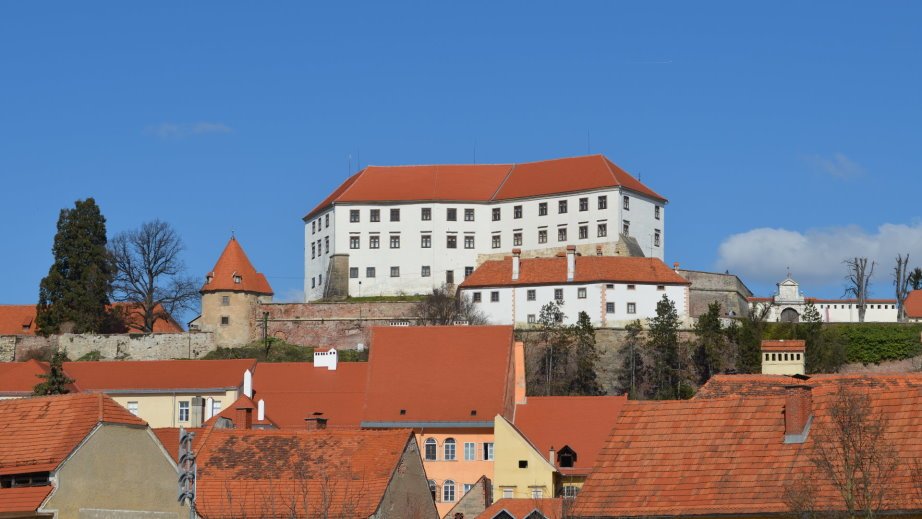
[617,319,647,399]
[648,294,687,399]
[569,311,603,396]
[531,301,571,396]
[33,350,75,395]
[36,198,113,335]
[693,302,727,384]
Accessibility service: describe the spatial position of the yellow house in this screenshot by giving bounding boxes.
[63,358,256,428]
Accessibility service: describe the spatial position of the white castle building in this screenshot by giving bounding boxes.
[748,275,898,323]
[303,154,667,301]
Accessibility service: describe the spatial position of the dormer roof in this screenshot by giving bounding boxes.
[201,237,273,295]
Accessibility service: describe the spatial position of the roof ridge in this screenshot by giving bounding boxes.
[336,168,367,203]
[489,163,518,201]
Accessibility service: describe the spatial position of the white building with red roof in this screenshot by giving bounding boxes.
[748,275,897,323]
[303,154,667,301]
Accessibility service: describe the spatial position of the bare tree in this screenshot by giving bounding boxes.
[844,258,876,323]
[894,254,912,322]
[414,284,488,325]
[109,220,199,332]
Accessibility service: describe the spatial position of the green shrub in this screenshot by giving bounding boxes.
[75,350,103,362]
[202,338,369,363]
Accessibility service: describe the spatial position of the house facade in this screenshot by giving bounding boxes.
[303,155,667,301]
[749,276,897,323]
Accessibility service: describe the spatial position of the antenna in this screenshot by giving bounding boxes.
[347,154,352,175]
[473,139,477,164]
[587,129,591,154]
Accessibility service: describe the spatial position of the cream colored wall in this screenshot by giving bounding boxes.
[109,388,238,428]
[416,430,495,518]
[42,424,186,519]
[761,351,805,375]
[492,416,555,500]
[199,292,263,346]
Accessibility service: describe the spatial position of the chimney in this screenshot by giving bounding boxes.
[673,262,680,272]
[235,401,254,430]
[243,369,253,398]
[257,399,265,422]
[512,249,521,281]
[305,416,328,431]
[190,396,205,428]
[549,445,556,468]
[205,397,215,420]
[566,245,576,282]
[783,384,813,443]
[514,341,527,405]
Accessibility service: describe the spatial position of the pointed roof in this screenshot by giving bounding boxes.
[201,237,273,295]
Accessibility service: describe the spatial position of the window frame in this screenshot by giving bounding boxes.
[349,209,360,223]
[598,195,607,210]
[444,438,457,461]
[390,208,400,222]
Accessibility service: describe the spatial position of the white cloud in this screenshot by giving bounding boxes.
[278,288,306,303]
[804,152,865,180]
[145,122,233,139]
[716,223,922,289]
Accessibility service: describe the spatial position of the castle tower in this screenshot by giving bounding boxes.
[198,237,273,346]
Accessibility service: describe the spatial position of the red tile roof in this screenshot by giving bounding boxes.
[0,486,54,515]
[0,360,50,396]
[253,362,368,428]
[514,396,627,476]
[201,237,273,295]
[0,393,146,476]
[0,303,183,335]
[477,498,564,519]
[194,428,413,519]
[362,326,516,426]
[62,359,255,392]
[748,297,897,304]
[760,339,806,352]
[152,427,205,463]
[905,290,922,318]
[571,373,922,518]
[460,256,689,288]
[304,155,666,220]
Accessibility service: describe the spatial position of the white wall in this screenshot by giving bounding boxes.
[752,301,899,323]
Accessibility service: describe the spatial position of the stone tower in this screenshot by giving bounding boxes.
[198,237,273,346]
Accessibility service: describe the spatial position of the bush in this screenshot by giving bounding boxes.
[201,338,369,363]
[19,345,58,362]
[75,350,103,362]
[833,324,922,364]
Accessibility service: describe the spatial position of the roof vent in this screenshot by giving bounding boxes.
[470,410,477,416]
[399,409,407,415]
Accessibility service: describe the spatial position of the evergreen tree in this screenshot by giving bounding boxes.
[36,198,113,335]
[647,294,687,399]
[569,311,603,396]
[616,319,647,399]
[33,350,75,395]
[693,302,727,384]
[530,301,571,396]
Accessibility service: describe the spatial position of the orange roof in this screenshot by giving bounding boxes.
[0,303,183,335]
[194,428,413,519]
[62,359,255,393]
[304,154,666,220]
[514,396,627,476]
[0,360,50,396]
[250,362,368,428]
[571,373,922,518]
[460,256,690,288]
[201,237,273,295]
[905,290,922,318]
[477,498,564,519]
[362,326,516,426]
[152,427,205,463]
[760,339,806,352]
[0,393,146,476]
[0,486,54,515]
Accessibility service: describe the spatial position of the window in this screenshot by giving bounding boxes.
[234,274,242,284]
[212,400,221,417]
[518,460,529,469]
[538,229,548,243]
[422,207,431,221]
[444,438,456,460]
[464,442,476,461]
[484,442,494,461]
[464,483,474,494]
[350,236,360,249]
[349,267,359,278]
[579,225,588,239]
[311,221,316,234]
[311,278,315,288]
[472,292,482,303]
[503,488,514,499]
[366,267,376,278]
[325,214,329,228]
[527,314,536,324]
[539,202,548,216]
[465,208,475,221]
[324,237,329,254]
[513,232,522,246]
[390,266,400,277]
[390,208,400,221]
[555,289,564,303]
[465,266,474,277]
[369,236,380,249]
[623,220,630,235]
[311,243,316,259]
[562,485,580,498]
[514,205,523,219]
[443,481,456,502]
[657,285,665,291]
[531,488,543,499]
[428,480,437,500]
[179,401,190,422]
[127,401,139,416]
[627,302,636,314]
[318,274,322,285]
[623,196,630,210]
[558,200,568,213]
[654,230,661,247]
[221,296,230,306]
[492,208,501,221]
[491,291,500,302]
[598,223,607,237]
[655,205,661,220]
[350,209,359,222]
[447,208,457,221]
[578,287,587,299]
[447,235,457,249]
[370,209,380,222]
[492,235,501,249]
[627,284,636,290]
[425,439,437,461]
[220,316,230,326]
[579,197,588,211]
[606,302,615,313]
[527,289,536,301]
[422,266,431,277]
[389,235,400,249]
[464,236,475,249]
[598,195,607,210]
[558,228,567,242]
[421,234,431,248]
[446,270,454,284]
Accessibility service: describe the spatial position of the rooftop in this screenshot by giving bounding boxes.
[905,290,922,318]
[0,302,184,335]
[477,498,564,519]
[201,237,273,295]
[460,255,689,288]
[0,359,51,396]
[62,358,256,392]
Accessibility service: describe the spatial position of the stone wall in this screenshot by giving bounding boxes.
[475,236,645,266]
[2,333,216,362]
[677,269,753,318]
[0,337,14,362]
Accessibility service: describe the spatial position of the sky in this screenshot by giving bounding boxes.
[1,2,921,323]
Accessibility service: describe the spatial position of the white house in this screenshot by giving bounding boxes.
[749,276,898,323]
[458,247,690,327]
[303,154,667,302]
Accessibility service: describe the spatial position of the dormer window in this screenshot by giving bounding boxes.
[234,275,242,284]
[206,275,213,284]
[557,445,577,468]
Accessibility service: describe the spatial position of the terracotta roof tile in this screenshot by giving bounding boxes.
[62,359,255,392]
[194,428,412,519]
[0,360,50,396]
[514,396,626,476]
[477,498,564,519]
[152,427,205,463]
[0,486,53,514]
[0,303,182,335]
[0,393,146,476]
[460,256,689,288]
[905,290,922,318]
[760,340,806,352]
[201,237,273,295]
[362,326,515,425]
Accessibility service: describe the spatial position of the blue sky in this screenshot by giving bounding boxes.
[2,2,921,320]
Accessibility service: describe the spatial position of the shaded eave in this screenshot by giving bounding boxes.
[361,420,495,429]
[459,279,691,290]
